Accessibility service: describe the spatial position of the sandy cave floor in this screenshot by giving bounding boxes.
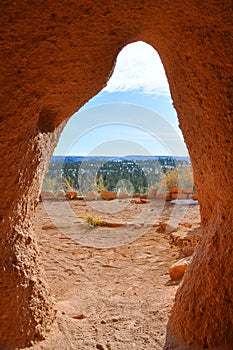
[30,198,200,350]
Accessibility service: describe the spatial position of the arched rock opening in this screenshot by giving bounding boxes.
[0,1,232,349]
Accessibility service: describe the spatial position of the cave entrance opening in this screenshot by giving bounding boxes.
[42,41,193,205]
[36,41,200,348]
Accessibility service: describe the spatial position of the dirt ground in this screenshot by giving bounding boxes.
[30,198,200,350]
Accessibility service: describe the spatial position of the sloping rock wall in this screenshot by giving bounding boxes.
[1,1,232,349]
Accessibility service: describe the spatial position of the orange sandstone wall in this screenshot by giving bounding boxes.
[0,1,232,349]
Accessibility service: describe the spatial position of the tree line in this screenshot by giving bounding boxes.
[42,157,194,195]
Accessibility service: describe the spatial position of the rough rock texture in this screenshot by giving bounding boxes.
[0,1,232,349]
[40,191,55,200]
[86,191,97,201]
[169,257,191,281]
[65,191,78,200]
[118,191,128,199]
[100,190,117,201]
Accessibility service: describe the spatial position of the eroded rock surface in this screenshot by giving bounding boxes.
[1,1,232,349]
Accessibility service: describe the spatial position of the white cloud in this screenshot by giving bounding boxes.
[103,41,170,95]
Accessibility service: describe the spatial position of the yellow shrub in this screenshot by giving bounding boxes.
[85,213,102,227]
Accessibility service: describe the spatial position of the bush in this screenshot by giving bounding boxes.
[85,214,101,227]
[157,166,194,193]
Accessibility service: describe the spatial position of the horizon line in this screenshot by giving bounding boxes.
[52,154,190,158]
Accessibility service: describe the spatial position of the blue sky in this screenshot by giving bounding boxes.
[54,42,188,157]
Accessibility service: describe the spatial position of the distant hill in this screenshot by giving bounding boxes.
[51,155,190,163]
